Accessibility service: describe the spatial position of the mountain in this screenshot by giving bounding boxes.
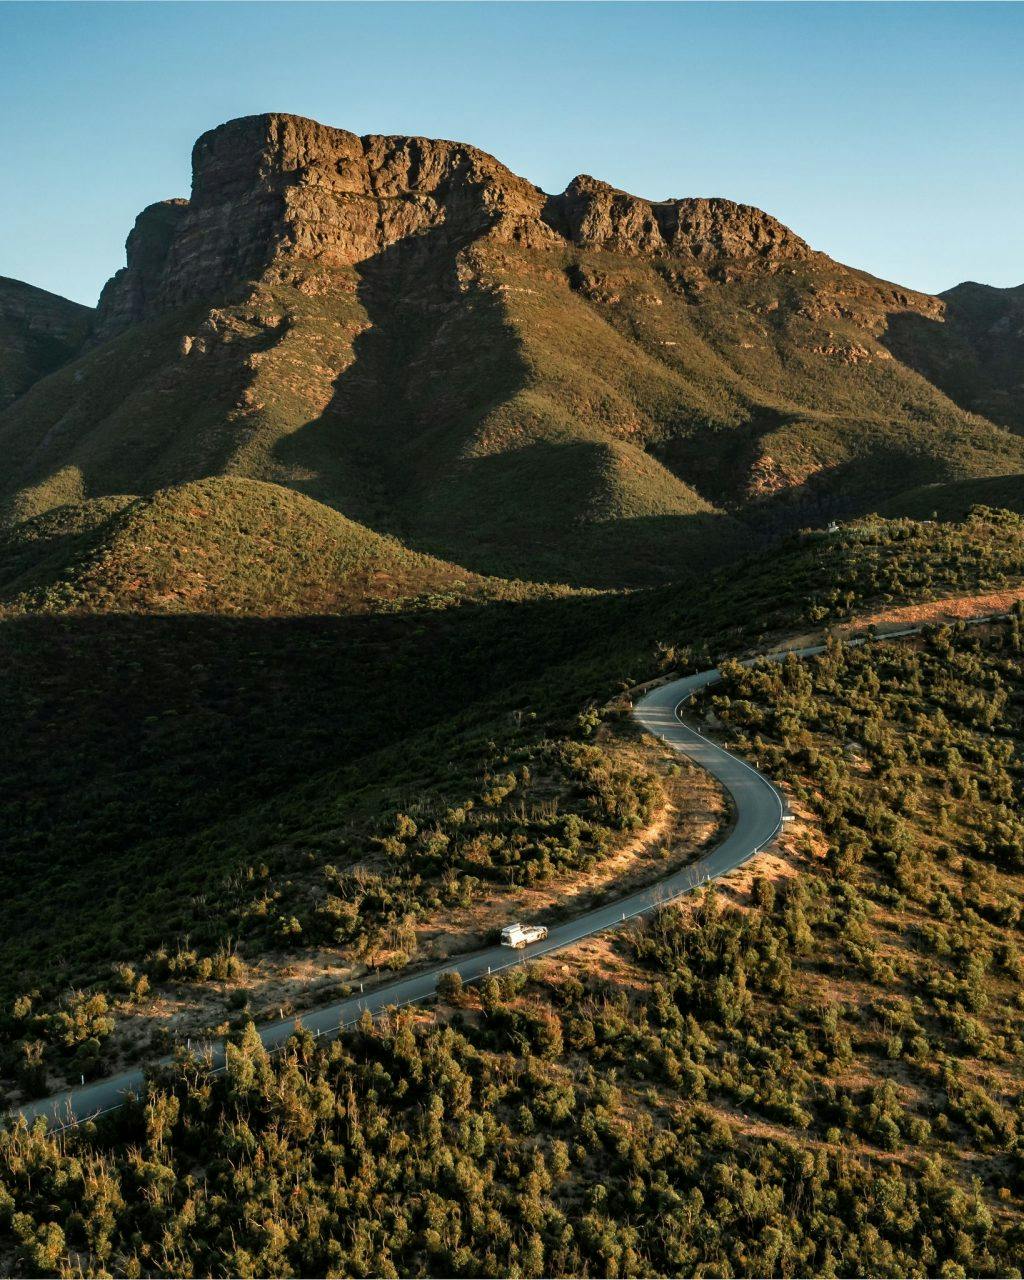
[0,276,92,409]
[886,280,1024,433]
[1,112,1022,588]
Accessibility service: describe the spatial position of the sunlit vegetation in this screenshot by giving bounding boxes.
[0,478,562,617]
[655,506,1024,662]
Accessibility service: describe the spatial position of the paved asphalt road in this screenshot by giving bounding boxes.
[12,659,787,1130]
[14,620,975,1130]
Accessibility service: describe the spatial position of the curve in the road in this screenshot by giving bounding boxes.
[15,617,1004,1130]
[12,659,785,1130]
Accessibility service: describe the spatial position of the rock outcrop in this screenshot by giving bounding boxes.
[96,112,815,336]
[95,200,189,336]
[546,174,812,261]
[97,114,557,334]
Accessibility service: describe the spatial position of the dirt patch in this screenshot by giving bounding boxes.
[664,789,816,918]
[771,587,1024,654]
[542,931,639,990]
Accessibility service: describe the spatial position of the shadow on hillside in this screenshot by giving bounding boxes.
[881,309,979,417]
[1,584,691,992]
[881,304,1024,435]
[389,438,760,588]
[0,296,285,524]
[738,443,964,539]
[271,228,530,549]
[878,473,1024,522]
[0,587,661,845]
[270,232,758,590]
[0,499,138,598]
[649,408,794,513]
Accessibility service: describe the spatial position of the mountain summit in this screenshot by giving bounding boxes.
[1,113,1021,585]
[96,113,813,336]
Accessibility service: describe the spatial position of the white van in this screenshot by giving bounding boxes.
[500,922,549,949]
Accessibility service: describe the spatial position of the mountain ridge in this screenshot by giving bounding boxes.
[93,113,824,342]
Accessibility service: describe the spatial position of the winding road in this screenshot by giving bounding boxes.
[10,623,963,1130]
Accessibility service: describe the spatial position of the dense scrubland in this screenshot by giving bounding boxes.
[6,617,1024,1275]
[3,503,1024,1101]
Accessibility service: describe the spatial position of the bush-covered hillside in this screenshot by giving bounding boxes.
[6,618,1024,1275]
[4,503,1024,1107]
[650,505,1024,663]
[4,196,1023,589]
[881,476,1024,523]
[0,477,554,616]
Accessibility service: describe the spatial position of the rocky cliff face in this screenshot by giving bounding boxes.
[96,114,556,334]
[96,112,815,336]
[95,200,189,336]
[546,174,812,261]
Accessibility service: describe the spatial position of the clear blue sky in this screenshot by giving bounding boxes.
[2,1,1021,306]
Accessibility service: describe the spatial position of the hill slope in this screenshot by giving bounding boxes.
[7,574,1024,1277]
[886,280,1024,433]
[0,476,538,615]
[3,504,1024,1035]
[0,276,92,409]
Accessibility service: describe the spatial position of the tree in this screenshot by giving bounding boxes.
[437,970,464,1005]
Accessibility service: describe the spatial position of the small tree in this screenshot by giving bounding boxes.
[437,970,464,1005]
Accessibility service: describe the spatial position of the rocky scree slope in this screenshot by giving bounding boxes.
[1,113,1022,586]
